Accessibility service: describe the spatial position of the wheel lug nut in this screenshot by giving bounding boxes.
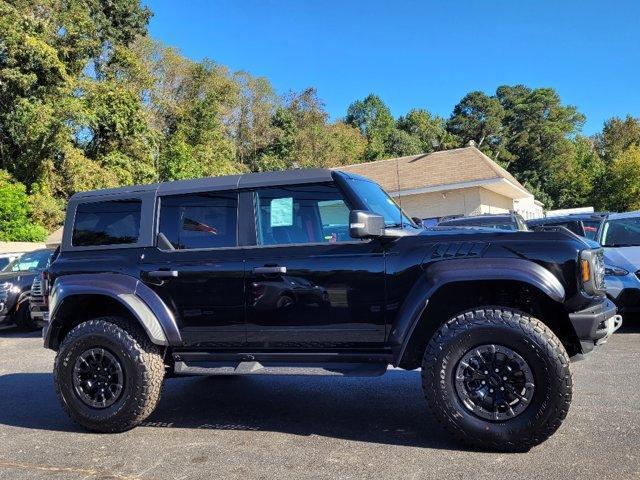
[500,387,505,391]
[481,380,486,385]
[484,371,488,375]
[503,376,507,381]
[494,368,499,373]
[489,388,494,393]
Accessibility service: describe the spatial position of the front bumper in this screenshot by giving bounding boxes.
[569,298,622,354]
[605,273,640,313]
[29,308,47,327]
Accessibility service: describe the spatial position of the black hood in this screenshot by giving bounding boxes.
[0,270,39,289]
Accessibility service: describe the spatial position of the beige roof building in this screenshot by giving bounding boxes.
[338,145,543,221]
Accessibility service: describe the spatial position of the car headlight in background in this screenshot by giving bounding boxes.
[604,265,629,276]
[580,249,606,295]
[0,282,15,311]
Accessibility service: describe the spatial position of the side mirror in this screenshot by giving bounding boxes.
[411,217,423,227]
[349,210,385,238]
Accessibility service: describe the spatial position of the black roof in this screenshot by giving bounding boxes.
[69,168,370,200]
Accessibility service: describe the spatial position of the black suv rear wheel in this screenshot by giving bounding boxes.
[54,317,165,432]
[422,307,572,452]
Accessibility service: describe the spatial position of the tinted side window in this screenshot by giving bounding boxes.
[159,192,238,249]
[72,200,141,246]
[255,184,352,245]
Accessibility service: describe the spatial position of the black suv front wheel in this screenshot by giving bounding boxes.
[422,307,572,452]
[54,317,165,432]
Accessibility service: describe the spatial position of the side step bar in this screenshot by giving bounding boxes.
[173,361,389,377]
[171,351,393,377]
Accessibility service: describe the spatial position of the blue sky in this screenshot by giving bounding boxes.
[145,0,640,135]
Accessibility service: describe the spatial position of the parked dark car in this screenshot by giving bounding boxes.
[42,168,617,451]
[0,248,54,330]
[526,213,605,239]
[437,212,528,231]
[0,252,22,270]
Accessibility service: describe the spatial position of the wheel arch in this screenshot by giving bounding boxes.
[390,258,579,369]
[45,273,181,350]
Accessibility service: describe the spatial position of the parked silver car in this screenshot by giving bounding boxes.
[597,211,640,316]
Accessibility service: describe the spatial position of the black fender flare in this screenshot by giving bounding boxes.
[45,273,182,348]
[389,258,566,365]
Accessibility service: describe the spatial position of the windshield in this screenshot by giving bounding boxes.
[582,220,601,240]
[346,178,415,228]
[3,250,52,272]
[600,217,640,247]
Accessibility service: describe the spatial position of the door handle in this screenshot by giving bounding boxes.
[147,270,179,278]
[252,266,287,274]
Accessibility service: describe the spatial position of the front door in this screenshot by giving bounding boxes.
[244,183,386,349]
[141,190,245,347]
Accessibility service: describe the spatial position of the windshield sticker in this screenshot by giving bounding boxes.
[271,197,293,227]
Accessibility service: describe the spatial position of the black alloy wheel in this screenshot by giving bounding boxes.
[454,344,535,421]
[72,347,125,409]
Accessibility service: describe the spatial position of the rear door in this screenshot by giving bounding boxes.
[243,183,387,349]
[140,190,246,347]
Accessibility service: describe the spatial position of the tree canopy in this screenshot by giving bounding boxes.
[0,0,637,240]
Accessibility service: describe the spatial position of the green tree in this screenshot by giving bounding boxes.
[596,115,640,163]
[231,72,277,167]
[601,145,640,211]
[398,109,459,152]
[384,129,422,157]
[0,0,153,234]
[346,94,395,160]
[497,86,585,172]
[253,107,297,171]
[447,91,506,156]
[0,170,47,241]
[546,136,604,209]
[323,122,367,166]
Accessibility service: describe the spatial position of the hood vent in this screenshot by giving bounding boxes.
[429,242,487,259]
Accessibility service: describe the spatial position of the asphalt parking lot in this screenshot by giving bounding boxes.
[0,324,638,480]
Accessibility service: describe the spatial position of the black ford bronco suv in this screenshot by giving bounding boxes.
[42,168,619,451]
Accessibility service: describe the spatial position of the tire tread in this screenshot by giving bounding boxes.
[421,307,572,452]
[54,316,165,432]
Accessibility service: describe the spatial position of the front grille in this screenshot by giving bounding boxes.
[30,277,45,306]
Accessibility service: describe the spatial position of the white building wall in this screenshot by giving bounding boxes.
[513,197,545,220]
[392,187,482,219]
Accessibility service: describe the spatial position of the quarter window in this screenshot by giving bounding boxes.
[72,200,142,247]
[158,192,238,249]
[255,184,353,245]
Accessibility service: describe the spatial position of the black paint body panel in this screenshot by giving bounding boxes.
[45,168,611,363]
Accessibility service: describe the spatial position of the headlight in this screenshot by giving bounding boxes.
[604,265,629,276]
[580,249,606,295]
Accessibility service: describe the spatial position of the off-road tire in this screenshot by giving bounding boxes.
[14,301,40,331]
[422,307,572,452]
[54,317,165,432]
